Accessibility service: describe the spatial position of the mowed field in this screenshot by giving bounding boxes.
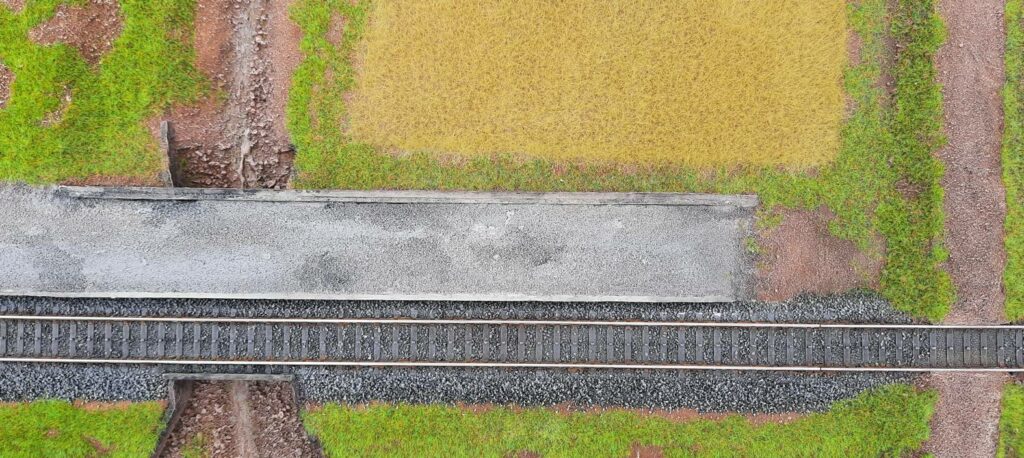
[0,400,164,456]
[305,385,934,457]
[348,1,846,168]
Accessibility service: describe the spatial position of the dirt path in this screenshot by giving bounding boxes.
[161,381,320,457]
[937,0,1009,327]
[923,373,1008,458]
[158,0,298,188]
[924,0,1009,456]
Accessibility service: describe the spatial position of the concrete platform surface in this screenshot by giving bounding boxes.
[0,186,756,302]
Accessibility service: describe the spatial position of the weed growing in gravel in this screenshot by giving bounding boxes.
[288,0,952,320]
[1004,0,1024,320]
[303,384,934,457]
[0,0,206,183]
[0,400,164,456]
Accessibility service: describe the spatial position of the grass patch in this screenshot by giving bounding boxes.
[0,400,164,457]
[1000,384,1024,457]
[304,384,934,457]
[288,0,952,320]
[1005,0,1024,320]
[349,1,846,168]
[0,0,205,183]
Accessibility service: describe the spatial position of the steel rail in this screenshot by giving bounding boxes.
[0,314,1021,330]
[3,357,1024,372]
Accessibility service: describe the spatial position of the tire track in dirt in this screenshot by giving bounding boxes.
[923,0,1009,456]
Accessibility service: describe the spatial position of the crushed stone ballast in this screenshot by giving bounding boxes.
[3,315,1024,371]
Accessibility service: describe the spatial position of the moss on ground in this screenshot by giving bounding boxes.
[288,0,952,320]
[0,0,206,183]
[303,384,935,457]
[1004,0,1024,320]
[0,400,164,457]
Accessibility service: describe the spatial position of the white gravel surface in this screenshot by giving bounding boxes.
[0,185,756,302]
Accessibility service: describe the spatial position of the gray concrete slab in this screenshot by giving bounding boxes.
[0,186,756,302]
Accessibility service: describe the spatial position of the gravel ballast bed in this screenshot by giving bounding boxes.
[0,363,913,413]
[0,363,166,401]
[295,367,912,413]
[0,291,915,323]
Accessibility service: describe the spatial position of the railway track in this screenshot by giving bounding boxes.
[2,315,1024,371]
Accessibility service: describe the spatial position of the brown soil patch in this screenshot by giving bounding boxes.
[756,207,883,301]
[933,0,1007,325]
[28,0,122,66]
[1,0,23,13]
[84,435,114,456]
[249,382,322,457]
[266,0,303,142]
[40,87,71,127]
[921,373,1009,458]
[161,381,320,458]
[511,451,540,458]
[0,61,12,109]
[845,25,863,118]
[327,12,347,47]
[155,0,298,189]
[629,444,664,458]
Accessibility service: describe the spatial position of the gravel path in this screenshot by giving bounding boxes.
[925,0,1009,456]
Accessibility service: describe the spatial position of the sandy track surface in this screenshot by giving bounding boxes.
[937,1,1009,326]
[924,0,1008,456]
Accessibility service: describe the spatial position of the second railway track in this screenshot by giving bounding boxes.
[3,316,1024,371]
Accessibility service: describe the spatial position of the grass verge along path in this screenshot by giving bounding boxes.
[304,384,934,457]
[1004,0,1024,320]
[0,400,164,456]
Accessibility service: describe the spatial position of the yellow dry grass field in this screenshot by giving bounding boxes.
[347,0,847,169]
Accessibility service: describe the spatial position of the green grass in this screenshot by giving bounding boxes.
[0,400,164,457]
[303,384,934,457]
[1004,0,1024,320]
[0,0,205,183]
[287,0,952,320]
[1000,384,1024,457]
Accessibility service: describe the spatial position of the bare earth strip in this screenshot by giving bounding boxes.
[924,0,1008,456]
